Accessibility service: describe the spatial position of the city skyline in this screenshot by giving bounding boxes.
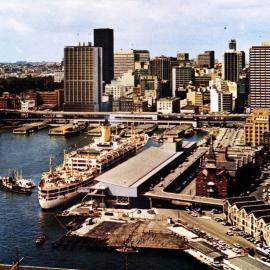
[1,0,270,62]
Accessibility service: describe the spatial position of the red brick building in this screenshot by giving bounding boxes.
[195,146,228,199]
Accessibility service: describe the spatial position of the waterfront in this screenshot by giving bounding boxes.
[0,129,209,269]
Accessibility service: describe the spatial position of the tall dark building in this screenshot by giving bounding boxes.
[229,39,237,51]
[94,28,114,85]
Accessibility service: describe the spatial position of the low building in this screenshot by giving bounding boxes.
[180,105,199,114]
[244,108,270,146]
[89,147,182,208]
[37,89,64,110]
[224,197,270,245]
[21,100,35,111]
[195,146,228,198]
[157,98,180,114]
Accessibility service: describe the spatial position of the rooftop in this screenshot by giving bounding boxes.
[250,209,270,218]
[95,147,182,188]
[226,196,257,205]
[225,255,270,270]
[241,204,269,214]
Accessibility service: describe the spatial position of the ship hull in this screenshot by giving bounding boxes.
[38,189,81,209]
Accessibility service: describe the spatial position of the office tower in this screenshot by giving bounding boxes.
[114,49,135,79]
[172,66,194,97]
[222,40,245,83]
[150,56,170,81]
[210,88,232,113]
[63,42,102,112]
[249,43,270,109]
[198,51,215,68]
[94,28,114,85]
[134,50,150,84]
[229,39,237,51]
[244,108,269,146]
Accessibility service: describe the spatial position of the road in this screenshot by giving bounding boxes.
[157,209,255,250]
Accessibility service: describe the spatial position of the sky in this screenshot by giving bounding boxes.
[0,0,270,62]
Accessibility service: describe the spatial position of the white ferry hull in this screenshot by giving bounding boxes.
[38,190,80,209]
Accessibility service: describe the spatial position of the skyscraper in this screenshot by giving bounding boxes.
[229,39,237,51]
[63,42,102,112]
[222,40,244,82]
[197,51,215,68]
[172,66,194,97]
[114,49,135,79]
[250,43,270,109]
[94,28,114,85]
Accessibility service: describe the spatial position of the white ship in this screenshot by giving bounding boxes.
[38,122,148,209]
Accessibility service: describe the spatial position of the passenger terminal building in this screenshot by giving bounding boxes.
[87,146,183,208]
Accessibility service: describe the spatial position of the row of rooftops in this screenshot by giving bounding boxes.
[225,196,270,224]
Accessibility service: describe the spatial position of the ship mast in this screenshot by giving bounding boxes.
[49,156,53,176]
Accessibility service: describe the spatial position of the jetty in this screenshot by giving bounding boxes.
[48,123,86,136]
[12,122,48,135]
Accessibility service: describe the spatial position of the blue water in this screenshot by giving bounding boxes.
[0,129,209,269]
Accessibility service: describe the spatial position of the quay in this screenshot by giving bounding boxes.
[55,206,187,251]
[12,121,48,134]
[48,122,85,136]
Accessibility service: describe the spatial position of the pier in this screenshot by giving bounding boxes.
[48,123,85,136]
[12,121,48,134]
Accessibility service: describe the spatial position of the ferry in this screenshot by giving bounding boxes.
[38,122,148,209]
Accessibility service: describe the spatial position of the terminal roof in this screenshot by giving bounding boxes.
[95,147,182,188]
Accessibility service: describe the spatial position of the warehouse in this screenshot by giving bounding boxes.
[91,147,182,207]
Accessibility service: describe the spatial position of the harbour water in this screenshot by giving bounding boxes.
[0,129,209,270]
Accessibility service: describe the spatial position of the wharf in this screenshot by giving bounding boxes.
[12,121,48,134]
[125,124,157,136]
[163,124,193,138]
[48,123,85,136]
[55,207,186,251]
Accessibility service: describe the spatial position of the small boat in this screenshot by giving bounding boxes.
[0,176,32,195]
[35,234,46,247]
[115,247,139,253]
[17,178,36,189]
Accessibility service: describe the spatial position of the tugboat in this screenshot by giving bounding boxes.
[0,170,32,195]
[14,170,36,189]
[35,234,46,247]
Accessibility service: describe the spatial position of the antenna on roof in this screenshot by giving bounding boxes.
[77,33,79,44]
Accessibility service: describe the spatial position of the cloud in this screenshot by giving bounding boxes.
[5,18,33,35]
[0,0,269,61]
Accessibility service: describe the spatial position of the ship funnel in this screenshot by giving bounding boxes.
[100,121,111,144]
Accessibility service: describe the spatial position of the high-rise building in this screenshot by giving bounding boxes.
[229,39,237,51]
[94,28,114,85]
[222,40,245,83]
[63,42,102,112]
[244,108,270,146]
[250,44,270,109]
[114,49,135,79]
[210,87,232,113]
[172,66,194,97]
[150,56,170,81]
[197,51,215,68]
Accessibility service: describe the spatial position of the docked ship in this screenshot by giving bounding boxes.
[38,122,148,209]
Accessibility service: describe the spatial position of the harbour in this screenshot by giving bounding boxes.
[0,128,209,270]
